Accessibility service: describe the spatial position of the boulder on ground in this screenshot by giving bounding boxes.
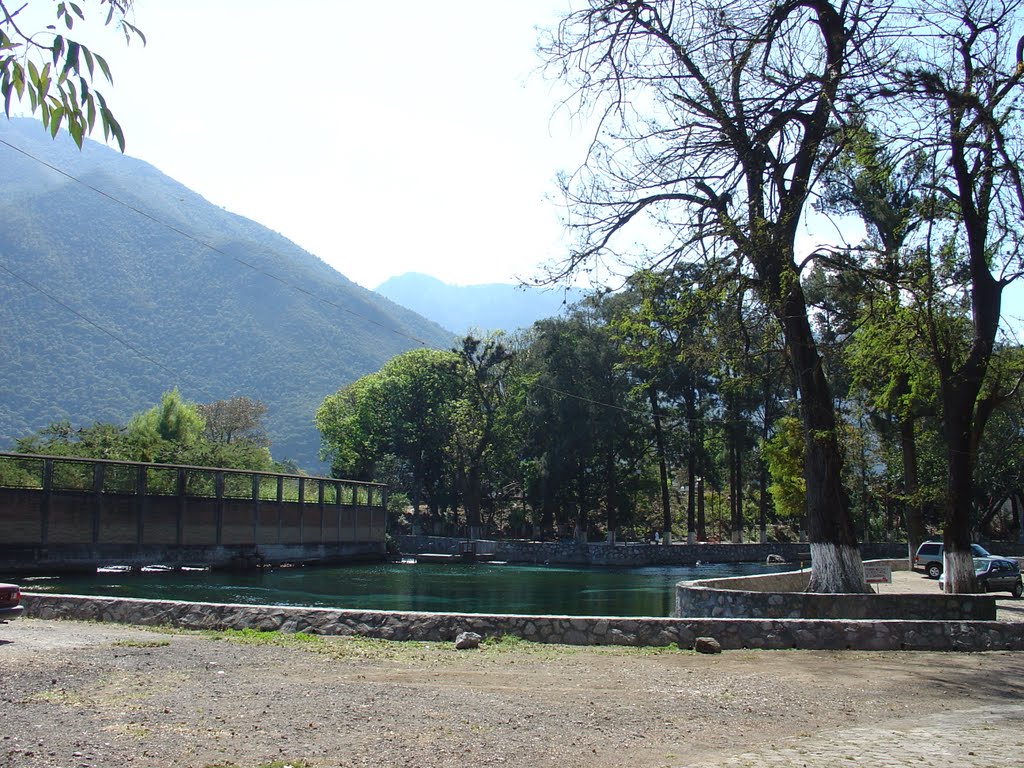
[694,636,722,654]
[455,631,482,650]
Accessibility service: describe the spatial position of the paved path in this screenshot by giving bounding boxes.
[685,703,1024,767]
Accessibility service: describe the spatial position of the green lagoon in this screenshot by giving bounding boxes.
[20,560,793,617]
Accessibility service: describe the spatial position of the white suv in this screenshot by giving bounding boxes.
[914,541,992,579]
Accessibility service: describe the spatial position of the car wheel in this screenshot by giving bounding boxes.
[927,563,942,579]
[1012,581,1022,599]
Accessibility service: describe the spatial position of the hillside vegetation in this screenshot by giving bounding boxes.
[0,119,454,469]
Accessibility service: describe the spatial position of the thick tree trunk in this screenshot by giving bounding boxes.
[941,405,979,594]
[781,296,867,593]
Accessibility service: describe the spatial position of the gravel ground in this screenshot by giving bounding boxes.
[2,617,1024,768]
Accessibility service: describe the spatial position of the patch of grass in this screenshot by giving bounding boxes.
[112,638,170,648]
[196,627,442,661]
[135,623,699,661]
[204,761,311,768]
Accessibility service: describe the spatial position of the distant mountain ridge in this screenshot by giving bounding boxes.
[0,118,455,469]
[374,273,586,334]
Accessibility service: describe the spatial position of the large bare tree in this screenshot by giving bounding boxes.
[879,0,1024,592]
[543,0,892,591]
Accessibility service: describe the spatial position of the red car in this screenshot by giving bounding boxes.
[0,583,23,622]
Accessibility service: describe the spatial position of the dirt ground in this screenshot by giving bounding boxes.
[2,613,1024,768]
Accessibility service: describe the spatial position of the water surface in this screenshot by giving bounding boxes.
[21,561,792,617]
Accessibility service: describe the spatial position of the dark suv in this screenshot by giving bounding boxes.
[914,541,992,579]
[939,558,1023,598]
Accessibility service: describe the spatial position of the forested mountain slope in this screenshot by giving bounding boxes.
[0,119,454,469]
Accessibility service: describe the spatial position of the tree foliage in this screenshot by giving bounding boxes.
[0,0,145,149]
[13,388,275,472]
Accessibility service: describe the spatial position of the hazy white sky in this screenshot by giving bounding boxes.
[12,0,583,290]
[8,1,1023,327]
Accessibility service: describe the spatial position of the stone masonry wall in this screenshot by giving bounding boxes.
[21,593,1023,652]
[395,536,907,566]
[675,558,997,620]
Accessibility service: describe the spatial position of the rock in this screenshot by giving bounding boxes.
[694,636,722,654]
[454,631,482,650]
[766,554,785,564]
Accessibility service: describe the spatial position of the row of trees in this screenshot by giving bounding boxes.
[532,0,1024,593]
[10,390,280,473]
[316,297,1024,553]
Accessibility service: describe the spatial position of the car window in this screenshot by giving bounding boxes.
[918,544,941,556]
[971,544,992,557]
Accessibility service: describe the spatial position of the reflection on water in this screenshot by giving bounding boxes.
[20,561,794,617]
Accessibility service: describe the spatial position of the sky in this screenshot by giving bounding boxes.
[10,0,584,290]
[6,1,1024,328]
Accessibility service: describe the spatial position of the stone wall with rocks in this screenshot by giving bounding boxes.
[687,558,910,593]
[675,585,997,620]
[20,593,1021,652]
[675,558,996,621]
[395,536,907,567]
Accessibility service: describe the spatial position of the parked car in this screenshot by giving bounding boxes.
[938,557,1023,597]
[914,541,992,579]
[0,583,22,622]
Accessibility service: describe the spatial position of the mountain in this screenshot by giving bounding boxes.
[0,118,455,469]
[374,273,587,334]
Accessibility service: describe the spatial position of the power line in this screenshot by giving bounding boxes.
[0,136,435,349]
[1,133,644,423]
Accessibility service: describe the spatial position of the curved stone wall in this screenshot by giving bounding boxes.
[675,584,997,620]
[20,593,1022,652]
[674,560,997,621]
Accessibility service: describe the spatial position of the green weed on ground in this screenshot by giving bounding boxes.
[116,623,698,660]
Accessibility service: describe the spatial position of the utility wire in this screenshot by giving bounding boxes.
[0,137,435,348]
[0,134,643,421]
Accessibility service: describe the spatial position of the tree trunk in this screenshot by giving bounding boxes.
[731,440,743,543]
[687,457,697,544]
[781,297,867,593]
[900,413,926,568]
[649,385,673,544]
[941,403,979,593]
[465,463,482,539]
[697,476,706,541]
[686,385,699,544]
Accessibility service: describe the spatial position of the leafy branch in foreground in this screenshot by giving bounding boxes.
[0,0,145,149]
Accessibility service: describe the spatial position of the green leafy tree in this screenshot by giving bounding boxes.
[317,348,463,527]
[521,308,648,541]
[126,387,205,462]
[1,0,145,149]
[762,415,806,535]
[449,334,515,537]
[879,1,1024,592]
[12,389,274,473]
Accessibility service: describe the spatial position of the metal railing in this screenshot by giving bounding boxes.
[0,452,386,507]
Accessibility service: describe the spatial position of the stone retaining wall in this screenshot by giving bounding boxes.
[675,558,997,621]
[675,585,997,620]
[21,593,1023,652]
[396,536,907,567]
